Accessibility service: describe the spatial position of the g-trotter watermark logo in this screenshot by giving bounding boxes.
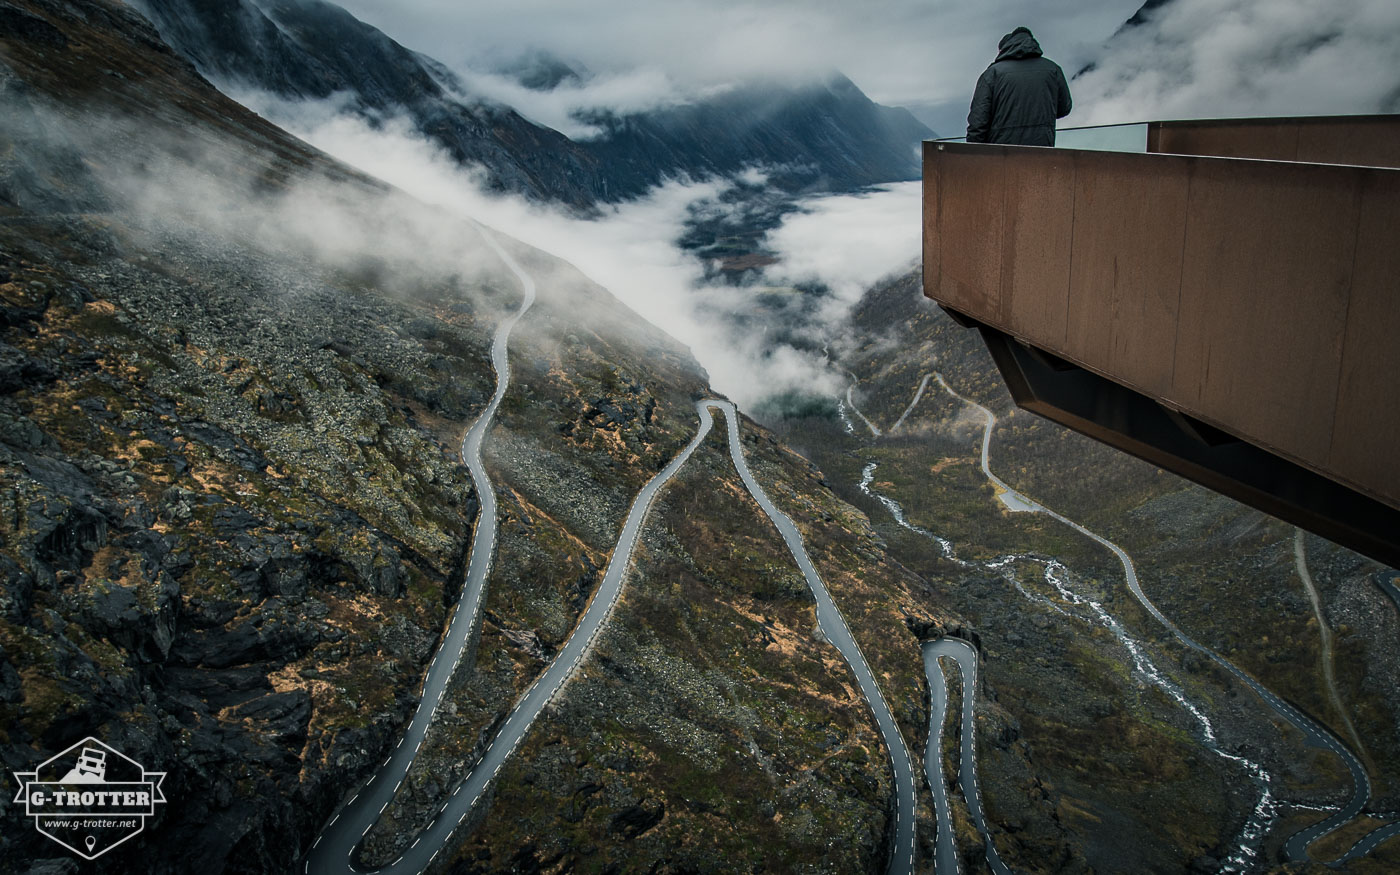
[12,736,166,860]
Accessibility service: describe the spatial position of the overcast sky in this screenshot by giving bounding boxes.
[331,0,1145,134]
[321,0,1400,135]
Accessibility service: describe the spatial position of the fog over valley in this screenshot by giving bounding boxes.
[236,91,924,409]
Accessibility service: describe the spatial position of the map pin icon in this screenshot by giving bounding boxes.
[85,836,96,853]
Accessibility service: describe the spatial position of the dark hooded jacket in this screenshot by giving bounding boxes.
[966,28,1072,146]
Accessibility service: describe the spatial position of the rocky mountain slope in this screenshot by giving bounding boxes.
[6,2,1397,874]
[768,267,1400,873]
[129,0,931,209]
[0,2,953,872]
[128,0,607,210]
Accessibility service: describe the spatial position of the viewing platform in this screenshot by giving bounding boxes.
[922,115,1400,567]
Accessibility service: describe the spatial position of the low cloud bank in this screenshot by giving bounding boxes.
[453,67,694,140]
[331,0,1141,128]
[243,94,923,409]
[1074,0,1400,124]
[764,184,922,311]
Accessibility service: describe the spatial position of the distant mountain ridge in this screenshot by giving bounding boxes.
[580,71,931,197]
[130,0,608,208]
[131,0,931,209]
[1122,0,1174,30]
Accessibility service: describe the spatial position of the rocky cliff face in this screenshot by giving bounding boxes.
[0,2,955,872]
[129,0,930,208]
[0,6,494,862]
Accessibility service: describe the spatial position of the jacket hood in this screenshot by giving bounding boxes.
[996,27,1043,61]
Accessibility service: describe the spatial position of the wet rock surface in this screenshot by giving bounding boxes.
[0,4,498,866]
[0,211,493,870]
[2,5,961,874]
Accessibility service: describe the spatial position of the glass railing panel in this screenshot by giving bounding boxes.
[1054,122,1149,152]
[931,122,1149,153]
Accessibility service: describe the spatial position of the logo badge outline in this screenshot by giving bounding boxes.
[12,736,167,860]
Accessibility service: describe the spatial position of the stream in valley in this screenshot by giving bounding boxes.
[841,372,1393,871]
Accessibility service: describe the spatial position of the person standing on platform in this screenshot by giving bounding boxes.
[966,26,1072,146]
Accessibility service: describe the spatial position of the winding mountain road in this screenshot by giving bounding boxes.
[923,638,1009,875]
[713,400,919,875]
[1377,571,1400,613]
[306,236,918,874]
[1295,529,1368,767]
[923,640,959,875]
[852,369,1400,866]
[305,225,536,875]
[846,381,883,437]
[1332,819,1400,865]
[307,400,713,873]
[924,374,1383,867]
[888,374,932,435]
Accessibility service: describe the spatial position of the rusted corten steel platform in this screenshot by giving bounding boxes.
[1147,114,1400,168]
[922,115,1400,567]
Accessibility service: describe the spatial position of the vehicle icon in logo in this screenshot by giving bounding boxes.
[59,748,108,784]
[12,736,166,860]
